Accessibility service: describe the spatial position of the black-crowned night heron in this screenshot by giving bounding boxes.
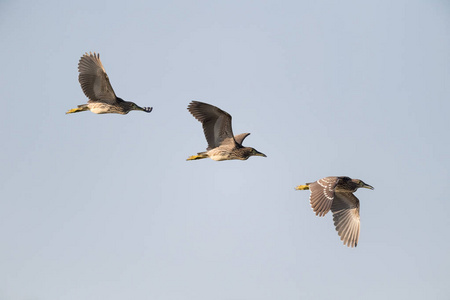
[66,52,152,115]
[187,101,266,161]
[295,176,374,247]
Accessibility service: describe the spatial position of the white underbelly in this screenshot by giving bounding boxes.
[88,104,111,114]
[208,150,232,161]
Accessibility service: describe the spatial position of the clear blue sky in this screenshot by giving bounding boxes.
[1,0,449,299]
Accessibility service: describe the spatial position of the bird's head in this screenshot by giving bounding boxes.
[354,179,374,190]
[131,103,153,113]
[241,147,266,159]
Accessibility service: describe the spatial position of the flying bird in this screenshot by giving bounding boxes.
[187,101,266,161]
[295,176,374,247]
[66,52,152,115]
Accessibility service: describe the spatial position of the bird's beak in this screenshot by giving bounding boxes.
[136,106,153,113]
[255,151,267,157]
[361,182,374,190]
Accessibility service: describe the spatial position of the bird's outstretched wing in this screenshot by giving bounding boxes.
[308,177,339,217]
[188,101,236,150]
[331,192,360,248]
[234,133,250,146]
[78,52,117,104]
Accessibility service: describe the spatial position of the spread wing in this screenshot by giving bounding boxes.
[308,177,339,217]
[331,192,360,248]
[78,52,117,104]
[188,101,236,150]
[233,133,250,146]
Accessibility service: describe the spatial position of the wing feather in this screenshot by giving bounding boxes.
[188,101,236,150]
[308,177,339,217]
[78,52,117,103]
[234,133,250,145]
[331,192,360,247]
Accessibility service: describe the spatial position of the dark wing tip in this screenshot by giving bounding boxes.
[82,51,99,58]
[187,100,209,111]
[187,100,206,111]
[78,52,102,73]
[187,101,221,122]
[79,51,99,63]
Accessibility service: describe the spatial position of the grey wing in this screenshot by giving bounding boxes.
[308,177,339,217]
[234,133,250,146]
[78,52,117,104]
[188,101,236,150]
[331,192,360,247]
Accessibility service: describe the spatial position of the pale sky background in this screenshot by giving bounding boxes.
[1,0,450,299]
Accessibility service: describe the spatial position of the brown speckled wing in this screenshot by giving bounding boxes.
[331,192,360,248]
[308,177,339,217]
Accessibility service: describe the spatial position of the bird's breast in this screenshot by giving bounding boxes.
[88,103,116,114]
[207,149,233,161]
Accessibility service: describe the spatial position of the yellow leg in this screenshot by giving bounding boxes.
[66,108,80,114]
[66,105,89,114]
[295,184,310,190]
[186,153,208,161]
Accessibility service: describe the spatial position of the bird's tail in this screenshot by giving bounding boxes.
[295,184,310,190]
[66,104,89,114]
[186,152,208,161]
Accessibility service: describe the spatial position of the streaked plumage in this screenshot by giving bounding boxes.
[187,101,266,161]
[295,176,374,247]
[66,52,152,115]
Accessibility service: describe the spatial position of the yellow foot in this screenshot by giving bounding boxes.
[187,155,200,161]
[186,154,208,161]
[66,105,89,114]
[66,108,80,114]
[295,184,310,190]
